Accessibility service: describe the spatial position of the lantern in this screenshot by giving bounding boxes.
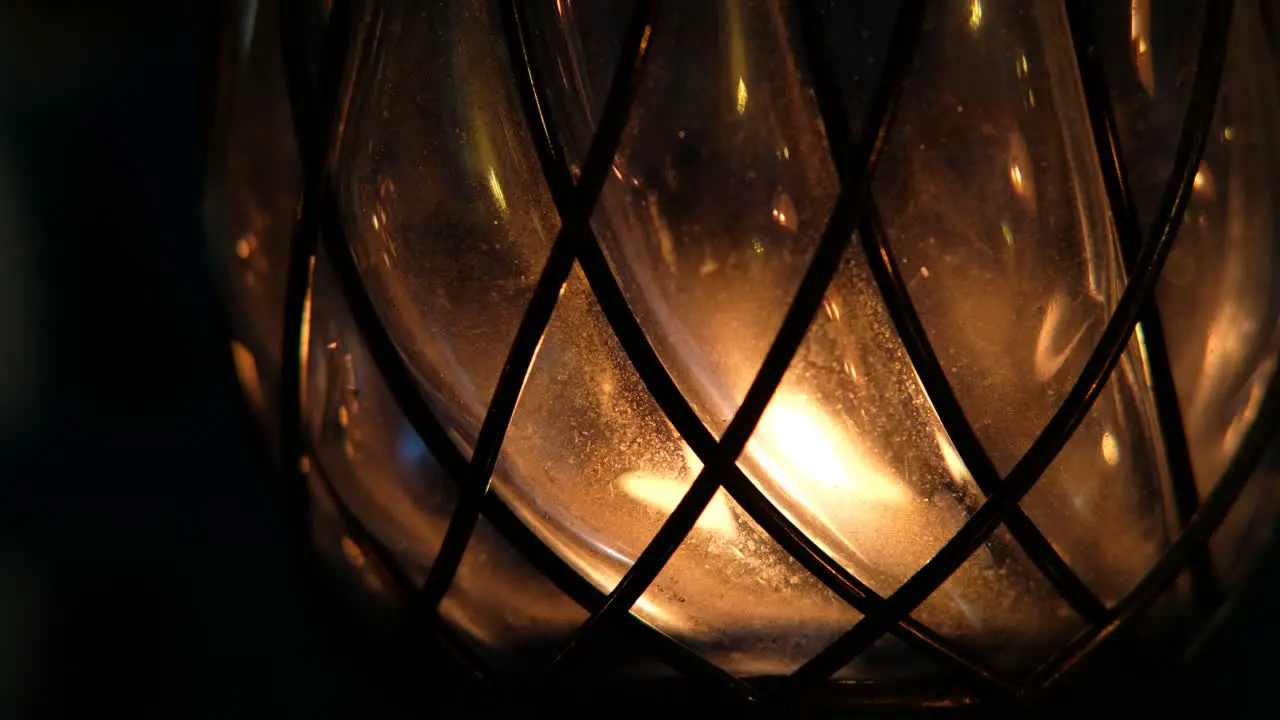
[204,0,1280,710]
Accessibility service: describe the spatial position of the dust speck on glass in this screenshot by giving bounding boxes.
[205,0,1280,706]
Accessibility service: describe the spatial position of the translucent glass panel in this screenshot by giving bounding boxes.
[205,0,301,433]
[637,490,860,677]
[440,516,589,671]
[1152,0,1280,498]
[874,0,1121,475]
[1021,337,1170,605]
[589,0,841,436]
[493,269,695,594]
[738,252,981,598]
[1089,0,1208,231]
[335,0,561,447]
[912,526,1086,677]
[307,250,457,582]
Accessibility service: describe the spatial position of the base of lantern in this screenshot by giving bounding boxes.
[289,530,1277,718]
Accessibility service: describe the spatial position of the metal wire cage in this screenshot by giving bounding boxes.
[204,0,1280,711]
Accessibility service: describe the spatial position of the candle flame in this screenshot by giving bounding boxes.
[752,392,909,506]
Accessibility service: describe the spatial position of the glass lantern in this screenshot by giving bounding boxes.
[204,0,1280,710]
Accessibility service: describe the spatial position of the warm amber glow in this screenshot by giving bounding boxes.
[1101,431,1120,467]
[1130,0,1155,95]
[736,77,749,115]
[969,0,983,31]
[486,166,508,214]
[619,471,737,536]
[230,339,264,411]
[752,392,910,507]
[1009,163,1024,194]
[1034,295,1087,381]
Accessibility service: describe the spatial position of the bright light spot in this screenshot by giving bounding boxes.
[1034,295,1088,381]
[1101,432,1120,466]
[935,430,973,487]
[969,0,983,31]
[1001,221,1015,249]
[230,340,263,411]
[619,471,737,536]
[486,166,508,214]
[298,257,315,402]
[736,77,749,114]
[753,393,910,506]
[781,146,790,159]
[823,297,841,322]
[843,359,858,381]
[1223,126,1235,141]
[1222,362,1271,459]
[235,235,252,259]
[1009,164,1024,193]
[920,265,930,279]
[771,208,788,226]
[752,239,764,254]
[372,212,380,232]
[1019,54,1029,76]
[341,537,367,568]
[1192,163,1214,195]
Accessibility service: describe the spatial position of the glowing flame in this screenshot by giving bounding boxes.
[752,392,909,507]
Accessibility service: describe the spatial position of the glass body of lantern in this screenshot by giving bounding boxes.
[205,0,1280,704]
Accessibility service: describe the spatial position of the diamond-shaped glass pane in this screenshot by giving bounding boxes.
[873,0,1121,474]
[1211,460,1280,587]
[304,467,399,605]
[519,0,638,168]
[206,0,300,434]
[912,525,1087,678]
[635,489,861,677]
[591,0,840,437]
[738,251,983,598]
[494,267,698,595]
[1020,334,1171,606]
[1088,0,1207,232]
[306,249,457,583]
[1155,2,1280,499]
[833,633,946,682]
[439,515,589,672]
[335,0,561,452]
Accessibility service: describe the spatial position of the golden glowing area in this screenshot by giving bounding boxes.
[1101,432,1120,467]
[619,471,737,536]
[1130,0,1155,95]
[752,392,910,507]
[935,429,973,486]
[736,77,749,115]
[486,166,508,214]
[230,340,264,412]
[969,0,983,31]
[1034,295,1087,381]
[1009,163,1024,194]
[1192,164,1214,196]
